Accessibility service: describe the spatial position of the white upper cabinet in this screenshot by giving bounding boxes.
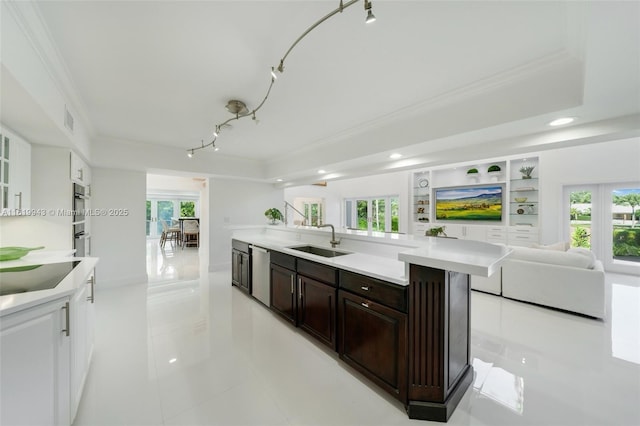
[0,127,31,212]
[70,150,91,186]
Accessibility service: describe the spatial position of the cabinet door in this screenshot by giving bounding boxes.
[232,249,240,286]
[70,151,86,184]
[8,136,31,210]
[240,252,251,292]
[298,275,336,350]
[232,250,250,293]
[270,264,296,324]
[338,290,407,403]
[1,297,71,426]
[70,272,96,422]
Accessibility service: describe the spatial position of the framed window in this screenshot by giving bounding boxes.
[344,196,399,233]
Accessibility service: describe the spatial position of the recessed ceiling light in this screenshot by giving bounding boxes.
[549,117,574,126]
[276,178,283,182]
[318,169,326,174]
[169,358,177,364]
[389,153,402,159]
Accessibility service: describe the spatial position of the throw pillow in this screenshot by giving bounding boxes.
[566,247,597,269]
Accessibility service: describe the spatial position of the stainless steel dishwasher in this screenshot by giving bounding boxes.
[250,245,270,306]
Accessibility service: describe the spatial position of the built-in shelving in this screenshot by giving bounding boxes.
[509,158,539,227]
[412,171,431,231]
[410,155,540,245]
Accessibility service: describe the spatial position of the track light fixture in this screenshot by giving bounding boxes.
[187,0,376,157]
[364,0,376,23]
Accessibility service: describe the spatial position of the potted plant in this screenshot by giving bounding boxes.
[487,165,501,173]
[264,208,283,225]
[467,167,479,182]
[519,165,535,179]
[426,226,447,237]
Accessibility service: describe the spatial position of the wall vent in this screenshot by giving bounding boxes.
[64,106,75,133]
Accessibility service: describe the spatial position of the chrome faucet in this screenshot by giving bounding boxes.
[317,224,341,248]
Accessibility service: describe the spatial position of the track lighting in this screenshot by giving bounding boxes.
[364,0,376,23]
[186,0,377,157]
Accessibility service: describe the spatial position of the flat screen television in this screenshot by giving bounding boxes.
[435,185,503,221]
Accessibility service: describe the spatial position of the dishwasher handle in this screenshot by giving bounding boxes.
[250,245,269,254]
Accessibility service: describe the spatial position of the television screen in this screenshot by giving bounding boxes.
[435,185,503,221]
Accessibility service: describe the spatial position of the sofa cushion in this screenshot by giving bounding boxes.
[531,241,569,251]
[566,247,597,269]
[509,246,595,269]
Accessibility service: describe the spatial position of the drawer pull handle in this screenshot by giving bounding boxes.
[360,286,370,291]
[61,302,70,337]
[361,302,369,308]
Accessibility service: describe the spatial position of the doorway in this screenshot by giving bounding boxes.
[146,174,207,284]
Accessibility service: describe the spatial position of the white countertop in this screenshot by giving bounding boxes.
[0,255,99,317]
[238,235,408,285]
[398,237,512,277]
[235,232,511,285]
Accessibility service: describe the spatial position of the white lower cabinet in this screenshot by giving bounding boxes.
[508,226,539,246]
[443,224,487,241]
[70,272,95,421]
[0,297,71,426]
[0,269,96,426]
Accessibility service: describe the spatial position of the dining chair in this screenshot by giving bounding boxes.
[182,219,199,249]
[160,220,181,248]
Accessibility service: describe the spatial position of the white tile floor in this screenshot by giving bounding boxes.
[73,240,640,426]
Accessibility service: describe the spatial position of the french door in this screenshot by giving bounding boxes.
[564,183,640,274]
[146,198,199,238]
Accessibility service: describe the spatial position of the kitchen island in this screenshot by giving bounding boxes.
[231,226,511,422]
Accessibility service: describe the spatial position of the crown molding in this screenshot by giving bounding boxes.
[3,0,95,137]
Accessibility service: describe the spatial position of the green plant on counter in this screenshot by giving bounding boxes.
[426,226,447,237]
[264,208,284,224]
[488,165,501,172]
[467,168,478,174]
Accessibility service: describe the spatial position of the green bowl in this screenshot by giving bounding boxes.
[0,246,45,261]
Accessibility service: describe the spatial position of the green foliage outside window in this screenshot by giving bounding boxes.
[572,226,590,248]
[181,201,195,217]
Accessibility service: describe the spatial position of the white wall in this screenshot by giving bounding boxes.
[91,168,147,287]
[147,174,204,192]
[284,171,410,233]
[209,179,283,271]
[539,137,640,243]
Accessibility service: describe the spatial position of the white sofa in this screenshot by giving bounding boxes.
[472,246,606,319]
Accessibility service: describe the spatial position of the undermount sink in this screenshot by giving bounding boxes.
[288,245,351,258]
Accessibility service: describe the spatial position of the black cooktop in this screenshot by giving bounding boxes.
[0,261,81,296]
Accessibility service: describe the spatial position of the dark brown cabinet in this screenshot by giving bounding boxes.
[231,240,250,294]
[269,254,338,350]
[338,273,408,403]
[270,263,296,324]
[298,275,337,350]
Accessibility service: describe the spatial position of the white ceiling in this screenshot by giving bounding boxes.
[4,1,640,183]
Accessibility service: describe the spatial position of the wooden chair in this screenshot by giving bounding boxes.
[182,219,199,248]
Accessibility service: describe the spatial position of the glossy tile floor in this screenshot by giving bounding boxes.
[73,240,640,425]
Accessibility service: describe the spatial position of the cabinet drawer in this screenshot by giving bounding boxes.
[232,239,249,253]
[270,251,296,270]
[297,259,337,286]
[340,271,407,313]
